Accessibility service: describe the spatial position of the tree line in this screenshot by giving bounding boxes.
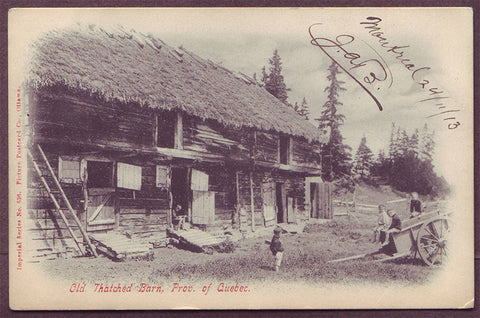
[259,50,449,198]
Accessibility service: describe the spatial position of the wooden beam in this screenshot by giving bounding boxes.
[175,112,183,150]
[36,145,98,257]
[28,149,85,256]
[36,137,323,174]
[250,170,255,232]
[153,114,158,147]
[87,193,112,223]
[235,171,240,229]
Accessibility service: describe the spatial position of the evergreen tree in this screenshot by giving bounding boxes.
[418,123,435,162]
[261,66,268,86]
[352,136,374,180]
[388,122,396,159]
[397,129,410,157]
[383,123,447,197]
[298,97,310,120]
[261,50,289,103]
[408,129,420,157]
[316,62,347,130]
[315,62,351,181]
[293,102,300,112]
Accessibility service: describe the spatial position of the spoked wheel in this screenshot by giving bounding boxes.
[416,217,451,266]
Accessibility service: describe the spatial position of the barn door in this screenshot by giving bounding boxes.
[87,188,115,231]
[318,183,333,219]
[191,190,215,225]
[310,182,320,218]
[86,160,116,231]
[262,182,276,227]
[190,169,214,225]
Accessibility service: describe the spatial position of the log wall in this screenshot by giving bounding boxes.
[117,165,170,239]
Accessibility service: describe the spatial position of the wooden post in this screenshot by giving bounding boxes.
[167,167,173,228]
[235,171,240,229]
[250,170,255,232]
[175,112,183,149]
[153,114,158,147]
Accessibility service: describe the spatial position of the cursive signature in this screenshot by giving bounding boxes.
[309,23,393,111]
[360,16,460,130]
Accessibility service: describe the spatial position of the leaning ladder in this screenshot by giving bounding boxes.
[27,144,98,257]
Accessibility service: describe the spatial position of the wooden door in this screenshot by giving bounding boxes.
[318,183,333,219]
[287,197,296,223]
[275,183,286,223]
[191,190,215,225]
[262,182,276,227]
[310,182,320,218]
[87,188,115,231]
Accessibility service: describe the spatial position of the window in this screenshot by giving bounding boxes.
[155,112,183,149]
[87,161,114,188]
[117,162,142,190]
[58,157,80,183]
[156,165,170,189]
[279,135,292,164]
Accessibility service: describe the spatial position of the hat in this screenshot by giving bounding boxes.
[273,226,282,234]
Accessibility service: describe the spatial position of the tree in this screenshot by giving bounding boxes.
[379,122,448,197]
[408,129,420,158]
[297,97,310,120]
[261,50,289,103]
[315,62,351,181]
[397,129,410,157]
[352,136,374,180]
[418,123,435,162]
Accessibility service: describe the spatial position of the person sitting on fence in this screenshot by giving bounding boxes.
[372,204,391,243]
[409,192,422,218]
[270,226,285,272]
[380,209,402,256]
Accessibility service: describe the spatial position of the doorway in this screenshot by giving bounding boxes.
[310,182,319,218]
[86,160,115,232]
[275,182,285,223]
[171,167,189,218]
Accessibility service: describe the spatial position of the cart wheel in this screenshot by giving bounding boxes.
[416,217,450,266]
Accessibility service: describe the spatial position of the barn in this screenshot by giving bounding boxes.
[25,25,331,259]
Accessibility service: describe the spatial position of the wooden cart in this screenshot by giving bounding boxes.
[330,211,451,266]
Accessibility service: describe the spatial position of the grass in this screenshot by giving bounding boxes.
[40,214,437,286]
[39,185,441,285]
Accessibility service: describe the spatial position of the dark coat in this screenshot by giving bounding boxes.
[389,214,402,231]
[270,234,284,255]
[410,199,422,213]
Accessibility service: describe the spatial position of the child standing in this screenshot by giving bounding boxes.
[270,227,284,272]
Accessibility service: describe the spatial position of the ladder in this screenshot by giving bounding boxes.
[27,144,98,257]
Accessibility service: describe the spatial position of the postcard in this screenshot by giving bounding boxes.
[8,7,474,309]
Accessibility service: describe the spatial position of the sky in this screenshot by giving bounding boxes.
[9,8,473,182]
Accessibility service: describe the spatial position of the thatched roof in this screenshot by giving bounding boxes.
[27,25,327,142]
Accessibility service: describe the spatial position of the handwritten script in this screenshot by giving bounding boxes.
[309,17,461,129]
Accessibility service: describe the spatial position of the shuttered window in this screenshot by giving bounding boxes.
[58,157,81,183]
[279,135,293,164]
[117,162,142,190]
[191,169,209,191]
[156,165,170,189]
[155,112,183,149]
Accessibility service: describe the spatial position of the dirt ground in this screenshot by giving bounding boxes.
[39,208,440,286]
